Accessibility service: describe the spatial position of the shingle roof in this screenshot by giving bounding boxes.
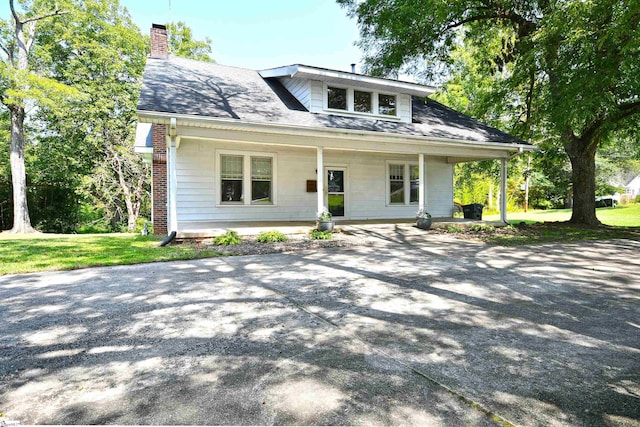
[138,56,528,145]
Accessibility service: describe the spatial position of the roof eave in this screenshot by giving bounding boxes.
[259,64,436,97]
[136,110,535,152]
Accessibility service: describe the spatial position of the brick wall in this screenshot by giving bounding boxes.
[150,24,167,58]
[152,124,167,235]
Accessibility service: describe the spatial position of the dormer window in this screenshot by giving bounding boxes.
[379,94,397,116]
[325,85,398,118]
[354,90,372,113]
[327,86,347,110]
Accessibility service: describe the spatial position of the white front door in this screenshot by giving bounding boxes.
[325,167,348,219]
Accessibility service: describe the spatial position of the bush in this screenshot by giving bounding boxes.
[257,230,288,243]
[470,224,495,232]
[212,230,242,245]
[636,195,640,204]
[445,225,463,233]
[310,229,332,240]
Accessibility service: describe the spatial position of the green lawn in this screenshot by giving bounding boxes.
[0,233,221,275]
[484,203,640,226]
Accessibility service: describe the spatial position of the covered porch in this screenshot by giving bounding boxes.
[177,217,506,239]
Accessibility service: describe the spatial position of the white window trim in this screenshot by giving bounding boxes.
[386,161,419,206]
[215,149,278,207]
[323,83,401,120]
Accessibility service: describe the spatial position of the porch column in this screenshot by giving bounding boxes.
[316,147,324,214]
[168,118,178,232]
[500,158,508,223]
[418,153,425,211]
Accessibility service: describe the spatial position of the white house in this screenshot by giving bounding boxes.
[625,175,640,198]
[135,24,533,237]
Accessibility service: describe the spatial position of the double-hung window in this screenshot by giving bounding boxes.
[219,152,275,205]
[251,157,272,204]
[388,162,420,205]
[221,155,244,203]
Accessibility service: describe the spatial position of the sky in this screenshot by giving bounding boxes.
[119,0,365,72]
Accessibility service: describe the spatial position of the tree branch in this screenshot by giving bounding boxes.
[0,41,12,63]
[21,9,69,25]
[442,13,502,32]
[9,0,20,24]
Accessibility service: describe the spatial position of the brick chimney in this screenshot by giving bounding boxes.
[150,23,168,58]
[149,24,169,235]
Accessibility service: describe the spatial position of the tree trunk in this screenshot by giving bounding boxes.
[565,136,600,226]
[8,106,35,233]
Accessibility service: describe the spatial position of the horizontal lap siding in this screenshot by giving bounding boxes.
[175,140,455,223]
[176,140,317,223]
[280,77,311,109]
[426,158,454,217]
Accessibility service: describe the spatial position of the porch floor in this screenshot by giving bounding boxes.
[177,217,505,239]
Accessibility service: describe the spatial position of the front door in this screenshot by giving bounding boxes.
[325,167,347,218]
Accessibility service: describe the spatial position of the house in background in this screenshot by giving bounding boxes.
[135,24,533,237]
[625,175,640,199]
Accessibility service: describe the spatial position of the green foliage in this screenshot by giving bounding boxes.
[445,225,463,233]
[167,21,215,62]
[309,229,332,240]
[470,224,495,232]
[256,230,288,243]
[339,0,640,225]
[212,230,242,246]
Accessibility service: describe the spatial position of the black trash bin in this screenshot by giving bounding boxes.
[462,203,484,220]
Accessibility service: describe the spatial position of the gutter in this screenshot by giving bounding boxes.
[136,110,536,153]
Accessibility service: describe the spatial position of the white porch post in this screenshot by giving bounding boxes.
[500,158,508,223]
[418,153,425,211]
[168,118,178,232]
[316,146,324,214]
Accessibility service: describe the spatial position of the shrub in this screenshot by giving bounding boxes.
[636,195,640,204]
[470,224,495,232]
[445,225,463,233]
[257,230,288,243]
[212,230,242,245]
[310,229,332,240]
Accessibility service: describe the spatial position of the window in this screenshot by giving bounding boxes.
[388,162,420,205]
[354,90,372,113]
[219,152,276,205]
[221,155,243,203]
[389,164,405,204]
[379,94,397,116]
[251,157,272,204]
[327,86,347,110]
[325,85,399,117]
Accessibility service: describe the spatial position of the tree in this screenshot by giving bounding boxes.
[167,21,215,62]
[339,0,640,225]
[0,0,75,232]
[37,0,149,232]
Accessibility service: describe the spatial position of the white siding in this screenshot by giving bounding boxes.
[309,80,324,112]
[175,140,455,225]
[397,94,412,123]
[426,158,454,217]
[279,77,311,109]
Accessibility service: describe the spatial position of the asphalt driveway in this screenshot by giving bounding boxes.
[1,229,639,425]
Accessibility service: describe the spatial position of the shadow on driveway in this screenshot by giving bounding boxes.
[0,235,638,425]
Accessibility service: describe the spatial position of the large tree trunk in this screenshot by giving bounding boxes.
[8,105,35,233]
[565,135,600,226]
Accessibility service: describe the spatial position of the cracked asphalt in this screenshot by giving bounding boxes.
[1,228,639,425]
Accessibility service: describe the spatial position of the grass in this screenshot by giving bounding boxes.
[481,222,640,246]
[0,233,222,275]
[484,203,640,226]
